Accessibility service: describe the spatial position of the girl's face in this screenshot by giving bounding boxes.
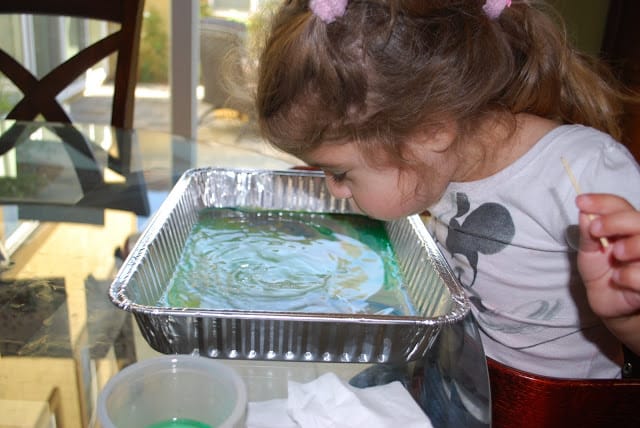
[299,140,452,221]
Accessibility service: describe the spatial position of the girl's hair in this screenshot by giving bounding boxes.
[255,0,629,162]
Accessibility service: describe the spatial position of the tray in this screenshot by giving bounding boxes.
[109,168,468,363]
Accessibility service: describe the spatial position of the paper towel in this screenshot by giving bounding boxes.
[246,372,433,428]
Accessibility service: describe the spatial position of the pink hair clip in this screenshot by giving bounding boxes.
[309,0,348,23]
[483,0,512,19]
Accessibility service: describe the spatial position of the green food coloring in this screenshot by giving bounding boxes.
[160,208,414,315]
[145,418,211,428]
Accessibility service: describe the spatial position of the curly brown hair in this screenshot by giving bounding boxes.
[255,0,628,163]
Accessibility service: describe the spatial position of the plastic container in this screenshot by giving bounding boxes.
[97,354,247,428]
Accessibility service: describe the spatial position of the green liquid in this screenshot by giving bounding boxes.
[160,208,414,315]
[146,418,211,428]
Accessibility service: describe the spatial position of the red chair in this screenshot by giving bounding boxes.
[488,357,640,428]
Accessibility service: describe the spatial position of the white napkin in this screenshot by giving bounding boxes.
[246,372,433,428]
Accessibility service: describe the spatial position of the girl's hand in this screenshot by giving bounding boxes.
[576,194,640,316]
[576,193,640,354]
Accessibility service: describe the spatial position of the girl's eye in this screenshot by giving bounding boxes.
[329,172,347,183]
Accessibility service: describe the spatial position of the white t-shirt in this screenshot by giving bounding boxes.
[426,125,640,378]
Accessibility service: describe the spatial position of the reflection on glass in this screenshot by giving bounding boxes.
[0,122,88,205]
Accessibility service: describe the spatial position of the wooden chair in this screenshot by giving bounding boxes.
[0,2,149,216]
[488,357,640,428]
[0,0,145,129]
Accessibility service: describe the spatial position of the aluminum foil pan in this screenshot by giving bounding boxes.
[109,168,469,363]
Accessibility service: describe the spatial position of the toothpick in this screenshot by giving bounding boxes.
[561,157,609,248]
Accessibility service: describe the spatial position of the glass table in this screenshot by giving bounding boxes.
[0,120,490,428]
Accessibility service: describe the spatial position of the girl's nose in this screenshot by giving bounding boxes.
[325,178,352,199]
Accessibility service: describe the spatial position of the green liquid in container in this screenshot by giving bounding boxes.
[160,208,415,316]
[146,418,211,428]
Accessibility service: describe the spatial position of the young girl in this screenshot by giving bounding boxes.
[254,0,640,378]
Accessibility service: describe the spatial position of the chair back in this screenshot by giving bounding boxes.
[0,0,145,129]
[488,357,640,428]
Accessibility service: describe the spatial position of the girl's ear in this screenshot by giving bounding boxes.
[428,122,458,153]
[408,122,458,157]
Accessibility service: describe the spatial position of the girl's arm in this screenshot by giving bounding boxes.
[576,193,640,355]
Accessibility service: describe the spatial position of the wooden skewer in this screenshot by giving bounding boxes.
[561,157,609,249]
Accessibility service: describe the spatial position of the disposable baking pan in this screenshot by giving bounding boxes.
[109,168,469,363]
